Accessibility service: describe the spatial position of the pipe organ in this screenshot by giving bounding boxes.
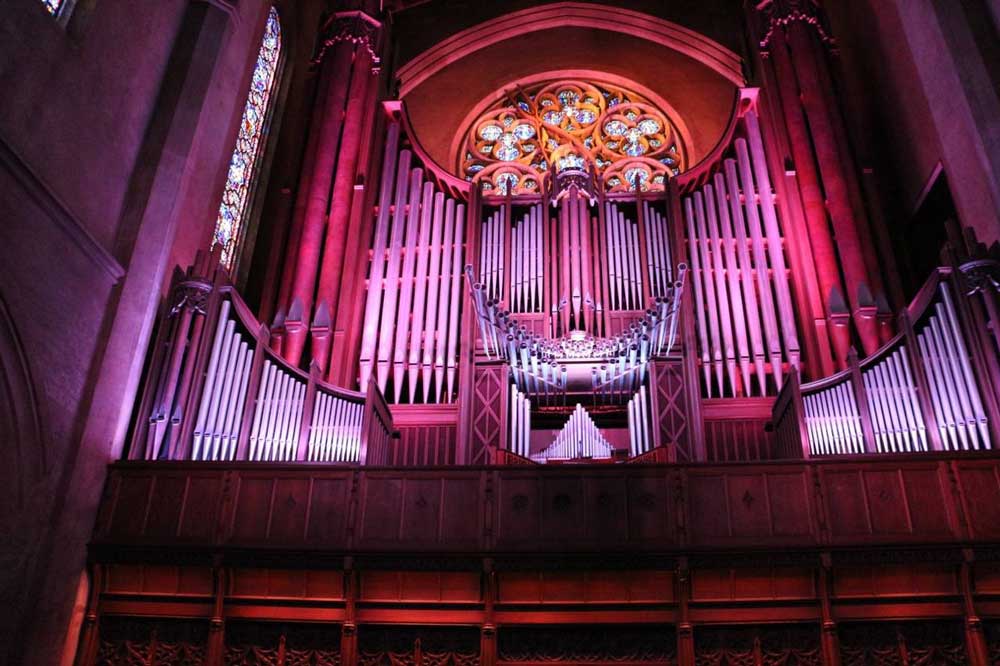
[358,123,467,405]
[682,111,799,399]
[133,80,999,468]
[531,404,615,462]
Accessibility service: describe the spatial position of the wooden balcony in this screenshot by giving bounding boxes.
[93,453,1000,559]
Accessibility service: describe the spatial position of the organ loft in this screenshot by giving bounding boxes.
[5,0,1000,665]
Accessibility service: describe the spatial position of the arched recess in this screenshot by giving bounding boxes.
[0,292,45,515]
[396,2,744,95]
[398,2,744,176]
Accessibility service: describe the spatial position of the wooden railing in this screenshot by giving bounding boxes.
[130,258,393,464]
[773,262,1000,457]
[94,453,1000,554]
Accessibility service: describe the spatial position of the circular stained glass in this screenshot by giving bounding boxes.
[479,124,503,141]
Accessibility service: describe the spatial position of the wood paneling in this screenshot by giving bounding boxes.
[94,454,1000,555]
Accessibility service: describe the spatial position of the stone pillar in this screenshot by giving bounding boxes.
[19,2,238,664]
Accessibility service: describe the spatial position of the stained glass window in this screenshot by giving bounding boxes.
[212,7,282,271]
[462,79,685,195]
[42,0,65,15]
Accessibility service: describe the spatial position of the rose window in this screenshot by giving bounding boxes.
[462,79,685,194]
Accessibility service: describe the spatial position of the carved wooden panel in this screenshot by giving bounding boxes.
[818,462,957,544]
[690,566,814,601]
[359,626,479,666]
[493,469,674,551]
[103,564,213,597]
[228,568,344,600]
[95,457,990,555]
[356,472,482,550]
[470,365,506,465]
[393,425,458,465]
[953,459,1000,540]
[685,467,816,547]
[650,361,691,461]
[99,469,226,545]
[497,570,674,604]
[225,622,341,666]
[831,563,957,598]
[838,622,966,666]
[226,470,353,549]
[360,570,481,603]
[694,625,820,666]
[703,418,774,461]
[97,618,208,666]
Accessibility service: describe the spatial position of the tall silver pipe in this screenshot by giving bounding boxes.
[446,203,466,401]
[684,197,712,394]
[434,199,456,402]
[724,159,767,395]
[359,129,403,390]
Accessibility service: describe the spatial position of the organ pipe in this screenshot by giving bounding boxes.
[532,404,614,462]
[359,137,466,404]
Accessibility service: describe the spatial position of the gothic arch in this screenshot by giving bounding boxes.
[0,291,45,513]
[395,2,744,96]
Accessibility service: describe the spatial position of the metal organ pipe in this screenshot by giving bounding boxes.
[391,176,427,402]
[684,198,712,394]
[435,199,457,399]
[723,159,768,395]
[704,184,737,397]
[694,192,723,396]
[533,404,613,462]
[508,383,531,457]
[735,139,784,389]
[579,198,594,329]
[358,138,466,404]
[421,193,446,402]
[713,174,752,397]
[745,111,801,370]
[445,204,466,401]
[359,127,403,390]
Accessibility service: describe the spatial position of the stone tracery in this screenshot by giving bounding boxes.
[461,79,685,194]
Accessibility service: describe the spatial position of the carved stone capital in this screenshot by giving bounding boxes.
[169,279,212,316]
[314,10,383,73]
[756,0,835,56]
[959,258,1000,296]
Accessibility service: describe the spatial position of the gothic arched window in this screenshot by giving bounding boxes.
[212,7,282,272]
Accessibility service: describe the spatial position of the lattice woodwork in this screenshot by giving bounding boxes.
[838,621,966,666]
[694,625,819,666]
[469,365,507,465]
[651,360,690,461]
[225,622,341,666]
[97,618,208,666]
[359,626,480,666]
